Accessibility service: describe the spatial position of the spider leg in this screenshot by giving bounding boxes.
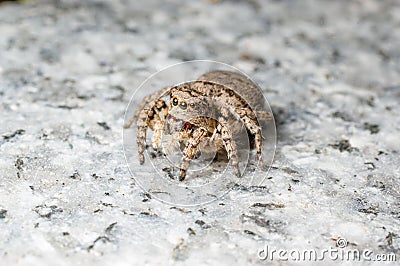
[136,105,153,164]
[182,114,241,179]
[150,99,168,151]
[217,98,265,168]
[236,108,264,168]
[209,128,218,142]
[124,86,171,129]
[216,119,241,177]
[219,103,265,168]
[219,100,265,168]
[179,127,208,181]
[125,93,157,129]
[192,81,266,167]
[129,87,171,164]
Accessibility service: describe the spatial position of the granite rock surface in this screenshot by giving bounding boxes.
[0,0,399,265]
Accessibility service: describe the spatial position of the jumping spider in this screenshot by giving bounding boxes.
[125,70,272,181]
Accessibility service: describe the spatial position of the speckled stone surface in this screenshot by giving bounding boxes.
[0,0,399,265]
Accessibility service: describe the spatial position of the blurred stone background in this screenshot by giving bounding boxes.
[0,0,399,265]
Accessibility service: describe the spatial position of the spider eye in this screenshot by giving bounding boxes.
[189,103,195,108]
[180,102,187,110]
[172,98,178,106]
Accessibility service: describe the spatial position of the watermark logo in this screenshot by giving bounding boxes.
[258,238,397,262]
[336,237,347,248]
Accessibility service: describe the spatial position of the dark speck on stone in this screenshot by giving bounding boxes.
[241,213,272,228]
[0,209,7,219]
[39,47,60,63]
[69,171,81,179]
[331,111,352,121]
[363,123,380,134]
[243,229,256,236]
[15,157,24,171]
[92,173,102,179]
[330,139,357,152]
[251,203,285,209]
[2,129,25,142]
[195,220,210,229]
[97,122,111,130]
[187,228,196,236]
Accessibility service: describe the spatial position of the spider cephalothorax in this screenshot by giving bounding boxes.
[125,70,272,181]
